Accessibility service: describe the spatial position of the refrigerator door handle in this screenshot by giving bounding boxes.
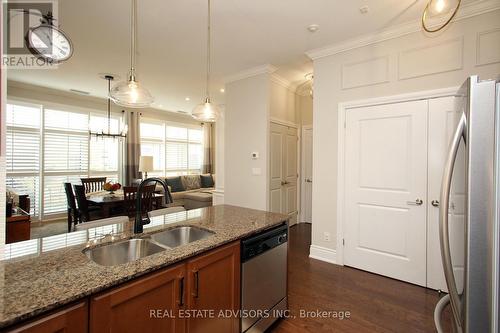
[439,112,467,332]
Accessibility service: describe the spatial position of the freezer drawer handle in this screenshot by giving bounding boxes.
[431,200,440,207]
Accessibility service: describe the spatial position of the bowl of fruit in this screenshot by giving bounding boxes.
[103,182,121,194]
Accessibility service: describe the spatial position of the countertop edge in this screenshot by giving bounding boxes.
[0,215,289,329]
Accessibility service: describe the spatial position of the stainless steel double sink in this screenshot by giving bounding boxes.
[85,226,214,266]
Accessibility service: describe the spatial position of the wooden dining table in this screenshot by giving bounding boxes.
[86,190,164,218]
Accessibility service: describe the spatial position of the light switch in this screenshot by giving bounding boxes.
[252,168,262,176]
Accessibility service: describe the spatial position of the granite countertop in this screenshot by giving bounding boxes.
[0,205,288,329]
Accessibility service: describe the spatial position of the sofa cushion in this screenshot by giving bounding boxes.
[200,174,214,188]
[182,175,201,191]
[166,177,185,193]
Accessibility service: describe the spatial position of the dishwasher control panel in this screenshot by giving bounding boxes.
[241,223,288,262]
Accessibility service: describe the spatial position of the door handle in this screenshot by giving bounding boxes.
[178,276,184,306]
[305,178,312,183]
[431,200,440,207]
[281,181,289,185]
[192,270,199,299]
[406,199,423,206]
[439,112,466,332]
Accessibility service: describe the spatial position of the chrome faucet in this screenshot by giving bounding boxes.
[134,178,173,234]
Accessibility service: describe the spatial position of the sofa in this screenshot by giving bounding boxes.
[155,174,215,210]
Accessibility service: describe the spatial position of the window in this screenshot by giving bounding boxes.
[140,120,203,176]
[6,103,41,216]
[5,101,123,220]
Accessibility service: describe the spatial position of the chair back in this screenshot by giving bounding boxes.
[123,186,138,217]
[81,177,107,193]
[123,185,156,217]
[74,185,90,221]
[64,183,77,210]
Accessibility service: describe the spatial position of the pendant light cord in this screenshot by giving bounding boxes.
[107,78,111,134]
[206,0,211,100]
[130,0,137,78]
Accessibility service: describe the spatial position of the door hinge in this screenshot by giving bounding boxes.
[342,239,345,246]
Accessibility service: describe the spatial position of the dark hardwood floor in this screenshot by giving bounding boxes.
[270,223,450,333]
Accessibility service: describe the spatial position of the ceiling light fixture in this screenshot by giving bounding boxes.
[109,0,153,108]
[422,0,461,33]
[220,88,225,93]
[307,24,320,33]
[192,0,219,122]
[185,97,190,101]
[89,75,128,140]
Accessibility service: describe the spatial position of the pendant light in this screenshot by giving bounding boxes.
[90,75,128,140]
[109,0,153,108]
[192,0,220,122]
[422,0,461,33]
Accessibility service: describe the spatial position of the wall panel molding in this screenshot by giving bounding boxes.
[476,28,500,66]
[398,37,464,80]
[341,56,390,90]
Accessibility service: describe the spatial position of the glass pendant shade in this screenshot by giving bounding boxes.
[192,98,220,122]
[109,74,154,108]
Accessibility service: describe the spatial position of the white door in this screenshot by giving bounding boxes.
[301,127,313,223]
[427,97,465,292]
[344,100,428,286]
[269,123,298,225]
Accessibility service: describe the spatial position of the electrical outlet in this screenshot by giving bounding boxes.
[323,232,331,242]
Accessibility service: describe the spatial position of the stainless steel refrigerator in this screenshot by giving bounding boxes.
[434,76,500,333]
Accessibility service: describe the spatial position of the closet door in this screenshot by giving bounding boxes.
[344,100,428,286]
[427,97,465,292]
[269,123,298,224]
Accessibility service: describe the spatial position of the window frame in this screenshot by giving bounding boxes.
[6,98,124,221]
[140,118,204,177]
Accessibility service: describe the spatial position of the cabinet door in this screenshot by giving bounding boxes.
[90,263,185,333]
[6,301,87,333]
[186,241,240,333]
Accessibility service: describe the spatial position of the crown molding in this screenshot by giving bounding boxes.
[270,73,299,92]
[306,0,500,60]
[224,64,277,84]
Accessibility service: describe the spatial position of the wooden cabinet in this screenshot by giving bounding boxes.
[6,301,87,333]
[90,263,185,333]
[186,241,240,333]
[8,241,241,333]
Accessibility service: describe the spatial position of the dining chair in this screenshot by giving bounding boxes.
[64,183,79,231]
[74,216,129,231]
[148,206,186,218]
[80,177,107,194]
[73,185,101,223]
[123,185,156,217]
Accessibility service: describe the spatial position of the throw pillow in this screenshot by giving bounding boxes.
[182,175,201,190]
[200,174,214,188]
[166,177,185,193]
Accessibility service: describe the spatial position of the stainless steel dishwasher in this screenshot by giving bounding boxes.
[241,223,288,333]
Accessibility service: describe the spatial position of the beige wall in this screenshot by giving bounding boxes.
[7,81,201,126]
[298,93,313,126]
[224,73,270,210]
[311,10,500,254]
[270,79,298,124]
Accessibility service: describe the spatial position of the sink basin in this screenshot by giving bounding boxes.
[85,238,166,266]
[149,226,214,248]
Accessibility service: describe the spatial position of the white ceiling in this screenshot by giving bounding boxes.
[7,0,473,113]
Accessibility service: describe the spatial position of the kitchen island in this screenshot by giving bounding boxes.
[0,205,288,332]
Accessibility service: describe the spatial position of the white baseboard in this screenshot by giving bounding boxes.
[309,245,338,265]
[212,189,225,205]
